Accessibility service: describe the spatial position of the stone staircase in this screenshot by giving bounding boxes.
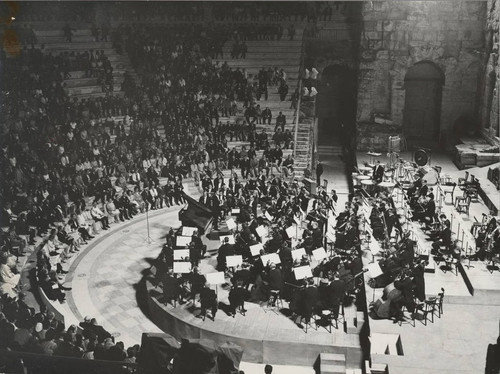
[212,27,312,174]
[32,26,139,99]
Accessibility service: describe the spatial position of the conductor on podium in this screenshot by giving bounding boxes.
[373,160,385,183]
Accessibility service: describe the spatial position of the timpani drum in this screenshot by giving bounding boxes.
[361,179,375,195]
[417,166,439,186]
[378,181,396,194]
[359,166,373,175]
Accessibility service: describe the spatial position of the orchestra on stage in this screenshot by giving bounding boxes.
[150,152,500,328]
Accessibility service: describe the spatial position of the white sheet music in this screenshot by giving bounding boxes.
[231,208,240,214]
[226,255,243,267]
[370,240,382,255]
[226,218,237,230]
[173,249,190,260]
[256,225,267,238]
[291,248,306,261]
[312,247,327,261]
[365,262,383,278]
[293,265,313,280]
[250,243,264,256]
[261,253,281,265]
[286,226,296,239]
[206,271,225,284]
[173,262,192,274]
[181,226,197,236]
[176,235,192,247]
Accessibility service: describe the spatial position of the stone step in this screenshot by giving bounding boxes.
[26,41,113,51]
[345,369,362,374]
[65,76,124,88]
[224,40,303,47]
[320,353,346,366]
[106,54,131,62]
[70,91,125,100]
[66,85,123,95]
[320,364,346,374]
[218,49,301,56]
[36,35,96,44]
[214,59,300,68]
[35,28,92,37]
[66,85,104,95]
[64,77,100,87]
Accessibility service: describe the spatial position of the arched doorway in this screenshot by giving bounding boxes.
[315,65,357,148]
[403,61,444,147]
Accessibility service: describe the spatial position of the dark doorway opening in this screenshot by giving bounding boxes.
[403,61,444,148]
[316,65,357,149]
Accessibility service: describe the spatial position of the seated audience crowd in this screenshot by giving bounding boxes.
[0,15,300,373]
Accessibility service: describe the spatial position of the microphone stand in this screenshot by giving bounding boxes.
[145,203,154,244]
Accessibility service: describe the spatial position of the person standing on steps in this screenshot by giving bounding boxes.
[316,160,324,186]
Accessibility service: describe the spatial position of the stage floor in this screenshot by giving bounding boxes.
[65,204,362,368]
[357,150,500,374]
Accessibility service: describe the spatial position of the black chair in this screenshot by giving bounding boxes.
[317,305,342,333]
[265,289,283,312]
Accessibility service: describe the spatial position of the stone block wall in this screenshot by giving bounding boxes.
[356,1,487,150]
[478,0,499,139]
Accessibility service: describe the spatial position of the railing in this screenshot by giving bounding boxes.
[293,27,307,159]
[0,349,139,374]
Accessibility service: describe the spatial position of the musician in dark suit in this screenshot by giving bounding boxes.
[228,280,249,316]
[232,263,252,288]
[200,283,218,320]
[162,269,182,305]
[191,230,206,258]
[311,221,323,249]
[328,273,346,312]
[217,237,235,270]
[208,191,221,230]
[431,219,452,253]
[412,193,436,224]
[373,161,385,183]
[189,267,206,304]
[299,278,319,324]
[199,191,210,205]
[189,241,202,268]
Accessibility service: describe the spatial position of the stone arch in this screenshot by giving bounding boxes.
[403,61,445,147]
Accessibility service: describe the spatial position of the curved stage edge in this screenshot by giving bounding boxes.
[145,280,363,367]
